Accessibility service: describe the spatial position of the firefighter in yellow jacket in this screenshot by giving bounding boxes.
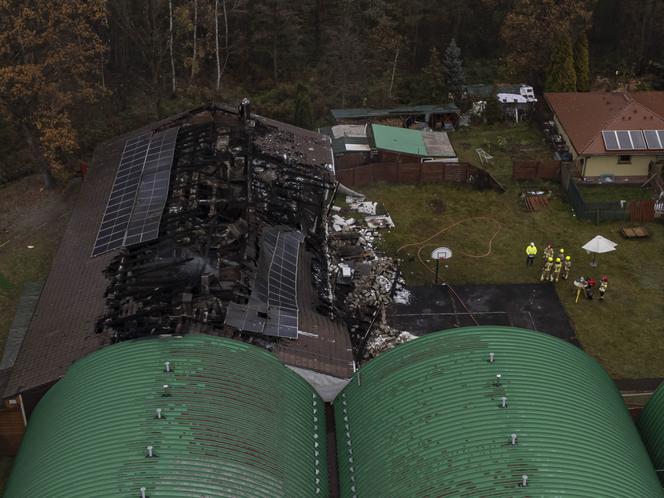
[552,257,563,282]
[540,257,553,281]
[562,255,572,280]
[525,242,537,266]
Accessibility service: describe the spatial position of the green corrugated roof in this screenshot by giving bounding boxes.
[5,336,328,498]
[335,326,663,498]
[639,381,664,485]
[371,124,427,156]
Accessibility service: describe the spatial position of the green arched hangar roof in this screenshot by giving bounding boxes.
[639,380,664,485]
[5,336,327,498]
[335,326,663,497]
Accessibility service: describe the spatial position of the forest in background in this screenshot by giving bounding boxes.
[0,0,663,186]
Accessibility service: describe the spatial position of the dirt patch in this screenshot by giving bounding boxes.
[428,197,446,214]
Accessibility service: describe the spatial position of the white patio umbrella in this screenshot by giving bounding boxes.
[581,235,617,267]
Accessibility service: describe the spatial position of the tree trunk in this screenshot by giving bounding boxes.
[219,0,229,87]
[21,123,54,189]
[191,0,197,81]
[389,46,399,98]
[215,0,221,91]
[273,45,278,83]
[169,0,176,95]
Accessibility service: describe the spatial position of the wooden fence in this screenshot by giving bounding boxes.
[560,164,655,223]
[512,160,561,180]
[0,403,24,455]
[335,161,504,191]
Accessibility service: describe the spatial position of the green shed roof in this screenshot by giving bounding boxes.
[371,124,427,156]
[5,336,328,498]
[639,381,664,485]
[335,326,663,498]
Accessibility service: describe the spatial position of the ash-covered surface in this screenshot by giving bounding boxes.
[96,104,353,378]
[387,283,579,346]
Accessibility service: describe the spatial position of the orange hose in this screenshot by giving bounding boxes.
[396,217,501,276]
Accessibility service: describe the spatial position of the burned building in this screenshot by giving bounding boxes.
[2,103,354,426]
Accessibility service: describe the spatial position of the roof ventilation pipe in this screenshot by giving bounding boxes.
[520,474,528,487]
[139,487,147,498]
[500,396,508,408]
[155,408,163,419]
[162,384,171,397]
[164,361,172,373]
[495,374,502,386]
[488,352,495,363]
[511,433,518,446]
[239,98,251,124]
[146,445,154,458]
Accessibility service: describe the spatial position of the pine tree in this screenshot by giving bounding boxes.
[484,93,503,124]
[545,33,577,92]
[293,83,315,130]
[422,47,446,103]
[442,38,465,98]
[574,32,590,91]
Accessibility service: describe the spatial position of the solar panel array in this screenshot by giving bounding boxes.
[225,228,304,339]
[602,130,664,152]
[91,134,151,256]
[124,128,179,245]
[92,127,180,257]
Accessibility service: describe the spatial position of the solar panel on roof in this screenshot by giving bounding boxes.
[658,130,664,149]
[124,127,179,246]
[616,130,632,150]
[91,133,151,256]
[628,130,647,149]
[601,131,619,151]
[644,130,662,149]
[224,228,303,339]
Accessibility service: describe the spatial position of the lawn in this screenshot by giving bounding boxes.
[452,122,552,185]
[578,184,654,203]
[356,125,664,380]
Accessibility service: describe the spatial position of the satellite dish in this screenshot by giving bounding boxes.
[431,247,453,260]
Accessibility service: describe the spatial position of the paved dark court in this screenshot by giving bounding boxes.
[388,283,580,347]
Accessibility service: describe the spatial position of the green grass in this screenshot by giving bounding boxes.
[358,181,664,380]
[451,122,552,185]
[578,184,653,203]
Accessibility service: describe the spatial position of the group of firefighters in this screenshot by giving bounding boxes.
[525,242,609,300]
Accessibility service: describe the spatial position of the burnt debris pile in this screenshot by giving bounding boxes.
[98,106,336,349]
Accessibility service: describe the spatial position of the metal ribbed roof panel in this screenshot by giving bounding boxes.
[639,381,664,485]
[5,336,327,498]
[335,326,663,497]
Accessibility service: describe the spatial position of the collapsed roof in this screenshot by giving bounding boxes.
[4,103,354,399]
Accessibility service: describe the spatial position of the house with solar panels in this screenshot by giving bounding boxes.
[545,91,664,181]
[0,102,356,453]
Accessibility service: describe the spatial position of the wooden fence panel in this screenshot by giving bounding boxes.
[0,406,24,455]
[353,165,373,186]
[513,159,561,180]
[629,199,655,223]
[372,163,398,183]
[420,163,444,183]
[335,169,354,186]
[398,163,421,183]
